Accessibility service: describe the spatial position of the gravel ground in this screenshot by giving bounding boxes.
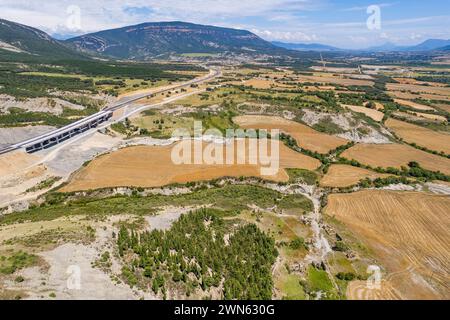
[0,126,55,148]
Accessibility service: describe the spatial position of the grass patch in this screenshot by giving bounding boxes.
[277,195,313,214]
[0,185,282,224]
[0,251,38,275]
[303,265,339,300]
[286,168,318,185]
[26,177,61,193]
[312,117,345,135]
[280,274,306,300]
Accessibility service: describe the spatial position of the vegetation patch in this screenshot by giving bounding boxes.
[117,209,278,299]
[0,251,38,275]
[0,184,303,225]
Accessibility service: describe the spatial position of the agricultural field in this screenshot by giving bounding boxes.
[325,190,450,299]
[393,99,436,111]
[385,118,450,154]
[60,141,321,192]
[341,143,450,175]
[295,74,374,87]
[387,83,450,96]
[320,164,391,188]
[343,105,384,122]
[404,111,447,122]
[233,115,348,154]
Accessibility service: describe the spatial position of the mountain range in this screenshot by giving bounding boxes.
[65,21,287,59]
[0,18,449,61]
[0,18,84,59]
[365,39,450,52]
[272,39,450,52]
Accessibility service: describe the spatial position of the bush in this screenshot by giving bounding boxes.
[336,272,356,281]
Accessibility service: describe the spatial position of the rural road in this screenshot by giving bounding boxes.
[0,67,221,155]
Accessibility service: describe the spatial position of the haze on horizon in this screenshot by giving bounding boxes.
[0,0,449,49]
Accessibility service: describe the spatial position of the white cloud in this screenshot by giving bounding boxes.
[0,0,319,34]
[252,29,318,42]
[409,32,423,40]
[0,0,448,48]
[341,2,397,12]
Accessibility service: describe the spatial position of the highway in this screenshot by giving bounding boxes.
[0,67,221,155]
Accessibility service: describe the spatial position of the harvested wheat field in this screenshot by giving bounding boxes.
[60,140,320,192]
[344,105,384,122]
[408,112,447,122]
[418,93,450,102]
[391,91,450,103]
[233,115,348,154]
[387,83,450,96]
[310,66,359,73]
[325,190,450,299]
[244,78,287,89]
[243,79,274,89]
[346,280,402,300]
[393,99,435,111]
[386,118,450,154]
[320,164,391,188]
[295,74,374,87]
[393,77,447,87]
[434,103,450,113]
[341,143,450,175]
[244,78,293,90]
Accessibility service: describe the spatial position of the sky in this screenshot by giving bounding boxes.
[0,0,449,49]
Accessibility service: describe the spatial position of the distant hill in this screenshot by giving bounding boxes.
[0,18,84,59]
[364,42,406,52]
[272,41,340,51]
[437,45,450,51]
[364,39,450,52]
[406,39,450,51]
[65,21,288,60]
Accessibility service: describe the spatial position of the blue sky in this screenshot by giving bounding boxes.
[0,0,449,48]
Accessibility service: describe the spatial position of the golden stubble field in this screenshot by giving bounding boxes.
[325,190,450,299]
[60,140,321,192]
[387,83,450,96]
[393,99,435,111]
[320,164,391,188]
[343,105,384,122]
[295,74,374,87]
[386,118,450,154]
[341,143,450,175]
[407,112,447,122]
[390,91,450,102]
[233,115,348,154]
[243,78,294,90]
